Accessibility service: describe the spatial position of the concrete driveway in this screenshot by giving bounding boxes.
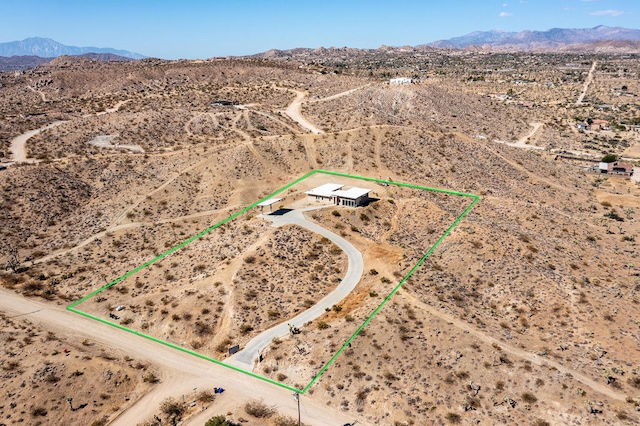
[225,207,364,371]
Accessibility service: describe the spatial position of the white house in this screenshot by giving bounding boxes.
[305,183,344,201]
[390,77,412,85]
[331,187,371,207]
[305,183,371,207]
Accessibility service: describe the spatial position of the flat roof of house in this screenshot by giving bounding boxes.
[257,198,282,207]
[332,187,371,200]
[305,183,344,198]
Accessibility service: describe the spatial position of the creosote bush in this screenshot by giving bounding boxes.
[244,399,275,418]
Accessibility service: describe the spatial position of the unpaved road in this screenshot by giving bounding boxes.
[9,121,66,162]
[284,90,324,134]
[309,84,371,103]
[9,99,130,163]
[0,289,357,426]
[226,207,364,371]
[576,60,597,105]
[493,122,545,150]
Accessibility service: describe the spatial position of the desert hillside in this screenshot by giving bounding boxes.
[1,53,639,425]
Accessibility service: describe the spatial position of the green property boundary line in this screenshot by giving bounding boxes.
[67,169,479,394]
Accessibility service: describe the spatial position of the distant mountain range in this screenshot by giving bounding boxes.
[0,37,145,59]
[249,26,640,62]
[425,25,640,50]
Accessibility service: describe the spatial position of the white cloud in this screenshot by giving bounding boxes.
[502,3,508,6]
[499,12,513,17]
[590,9,625,16]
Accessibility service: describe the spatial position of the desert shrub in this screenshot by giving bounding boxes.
[273,415,298,426]
[90,417,109,426]
[522,392,538,403]
[244,399,275,418]
[30,406,47,417]
[22,280,44,293]
[355,388,369,405]
[445,412,461,424]
[44,373,60,383]
[160,397,186,417]
[205,415,239,426]
[317,321,329,330]
[195,321,213,335]
[143,372,160,383]
[198,391,215,403]
[628,375,640,389]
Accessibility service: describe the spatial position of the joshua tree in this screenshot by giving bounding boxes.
[4,247,20,273]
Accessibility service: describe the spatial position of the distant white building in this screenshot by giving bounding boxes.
[390,77,412,85]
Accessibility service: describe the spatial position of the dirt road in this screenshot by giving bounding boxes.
[226,207,364,371]
[284,90,324,134]
[9,99,130,164]
[493,122,545,150]
[576,61,597,105]
[9,121,66,162]
[309,84,371,103]
[0,288,357,425]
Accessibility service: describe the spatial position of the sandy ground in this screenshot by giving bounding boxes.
[0,288,358,426]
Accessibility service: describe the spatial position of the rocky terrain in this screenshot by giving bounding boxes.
[0,311,158,426]
[0,52,639,425]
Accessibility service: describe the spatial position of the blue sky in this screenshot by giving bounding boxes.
[0,0,637,59]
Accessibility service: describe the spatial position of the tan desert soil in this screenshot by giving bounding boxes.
[1,54,640,425]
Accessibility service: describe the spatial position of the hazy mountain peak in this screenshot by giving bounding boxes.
[0,37,146,59]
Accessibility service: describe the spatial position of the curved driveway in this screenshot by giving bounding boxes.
[225,207,364,371]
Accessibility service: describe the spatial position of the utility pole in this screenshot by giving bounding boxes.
[293,392,300,426]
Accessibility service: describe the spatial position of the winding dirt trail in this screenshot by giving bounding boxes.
[9,121,66,163]
[493,122,545,150]
[284,90,324,134]
[26,85,47,102]
[9,99,131,164]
